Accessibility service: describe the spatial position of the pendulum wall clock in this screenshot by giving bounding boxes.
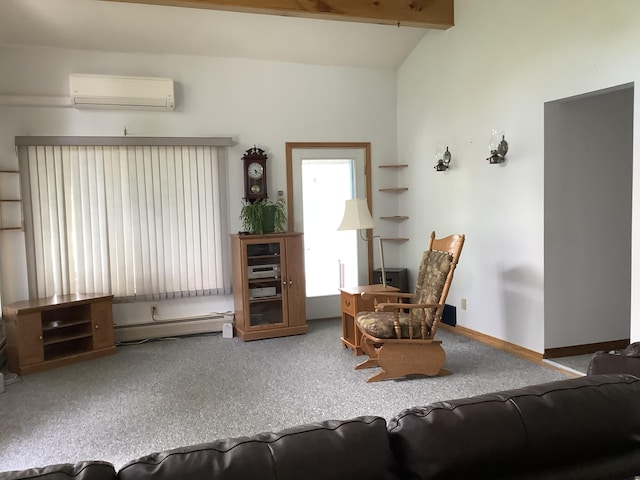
[242,146,268,203]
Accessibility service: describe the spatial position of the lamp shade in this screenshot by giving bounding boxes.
[338,198,374,231]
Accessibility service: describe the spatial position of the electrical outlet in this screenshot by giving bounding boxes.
[461,298,467,310]
[150,305,158,317]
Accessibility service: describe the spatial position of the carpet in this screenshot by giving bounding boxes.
[0,317,569,472]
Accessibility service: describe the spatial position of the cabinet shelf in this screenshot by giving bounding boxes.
[44,346,92,362]
[248,277,281,284]
[380,216,409,221]
[43,318,92,331]
[378,164,408,169]
[44,331,93,346]
[249,295,282,303]
[247,254,281,260]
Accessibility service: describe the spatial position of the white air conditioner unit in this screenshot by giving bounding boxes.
[69,74,175,111]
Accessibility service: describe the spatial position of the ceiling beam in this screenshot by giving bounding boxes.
[104,0,454,29]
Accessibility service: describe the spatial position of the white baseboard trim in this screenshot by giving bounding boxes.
[115,316,227,343]
[542,359,586,377]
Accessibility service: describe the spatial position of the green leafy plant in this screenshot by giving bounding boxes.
[266,198,287,233]
[240,200,264,235]
[240,198,286,235]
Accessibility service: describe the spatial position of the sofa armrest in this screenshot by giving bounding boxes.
[387,374,640,480]
[588,349,640,376]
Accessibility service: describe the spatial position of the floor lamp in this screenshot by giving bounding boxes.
[337,198,387,287]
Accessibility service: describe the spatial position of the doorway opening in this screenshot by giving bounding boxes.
[544,83,634,356]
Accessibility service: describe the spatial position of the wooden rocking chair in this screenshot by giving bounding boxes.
[354,232,465,382]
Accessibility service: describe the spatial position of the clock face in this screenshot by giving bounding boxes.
[247,162,264,180]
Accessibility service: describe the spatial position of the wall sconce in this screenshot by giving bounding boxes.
[434,146,452,171]
[487,129,508,164]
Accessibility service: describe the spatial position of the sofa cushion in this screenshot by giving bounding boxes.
[0,461,116,480]
[387,374,640,480]
[117,416,398,480]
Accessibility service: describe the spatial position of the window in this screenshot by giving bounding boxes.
[16,137,232,301]
[301,158,358,296]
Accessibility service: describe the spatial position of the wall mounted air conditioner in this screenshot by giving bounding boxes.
[69,74,175,111]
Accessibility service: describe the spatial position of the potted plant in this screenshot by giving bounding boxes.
[240,198,286,235]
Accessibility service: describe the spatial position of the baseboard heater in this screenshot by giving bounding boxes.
[115,314,227,343]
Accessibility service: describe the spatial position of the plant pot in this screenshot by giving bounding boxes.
[262,205,276,234]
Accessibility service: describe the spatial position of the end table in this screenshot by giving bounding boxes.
[338,284,399,355]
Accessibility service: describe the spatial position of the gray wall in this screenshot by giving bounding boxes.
[544,85,634,348]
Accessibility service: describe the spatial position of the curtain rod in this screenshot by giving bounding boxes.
[15,136,234,147]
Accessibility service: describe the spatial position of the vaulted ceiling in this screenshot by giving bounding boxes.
[0,0,454,69]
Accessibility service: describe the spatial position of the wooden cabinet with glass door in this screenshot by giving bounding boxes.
[231,232,307,341]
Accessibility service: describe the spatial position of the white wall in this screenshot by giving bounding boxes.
[0,45,398,326]
[397,0,640,352]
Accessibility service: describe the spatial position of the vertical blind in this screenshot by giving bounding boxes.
[17,137,232,301]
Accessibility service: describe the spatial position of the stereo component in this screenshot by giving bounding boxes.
[247,264,280,279]
[249,287,277,298]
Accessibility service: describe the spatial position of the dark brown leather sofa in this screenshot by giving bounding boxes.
[388,373,640,479]
[2,374,639,480]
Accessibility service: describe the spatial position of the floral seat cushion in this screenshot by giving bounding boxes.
[355,250,452,340]
[356,311,420,339]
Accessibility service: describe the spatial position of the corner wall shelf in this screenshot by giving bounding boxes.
[376,163,408,245]
[0,170,23,231]
[378,187,408,193]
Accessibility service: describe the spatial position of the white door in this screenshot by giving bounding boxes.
[290,147,369,319]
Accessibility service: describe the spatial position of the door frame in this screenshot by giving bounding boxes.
[285,142,373,284]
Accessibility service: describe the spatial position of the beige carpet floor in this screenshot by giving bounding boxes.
[0,318,570,473]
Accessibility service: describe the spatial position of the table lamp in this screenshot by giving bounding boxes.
[337,198,386,287]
